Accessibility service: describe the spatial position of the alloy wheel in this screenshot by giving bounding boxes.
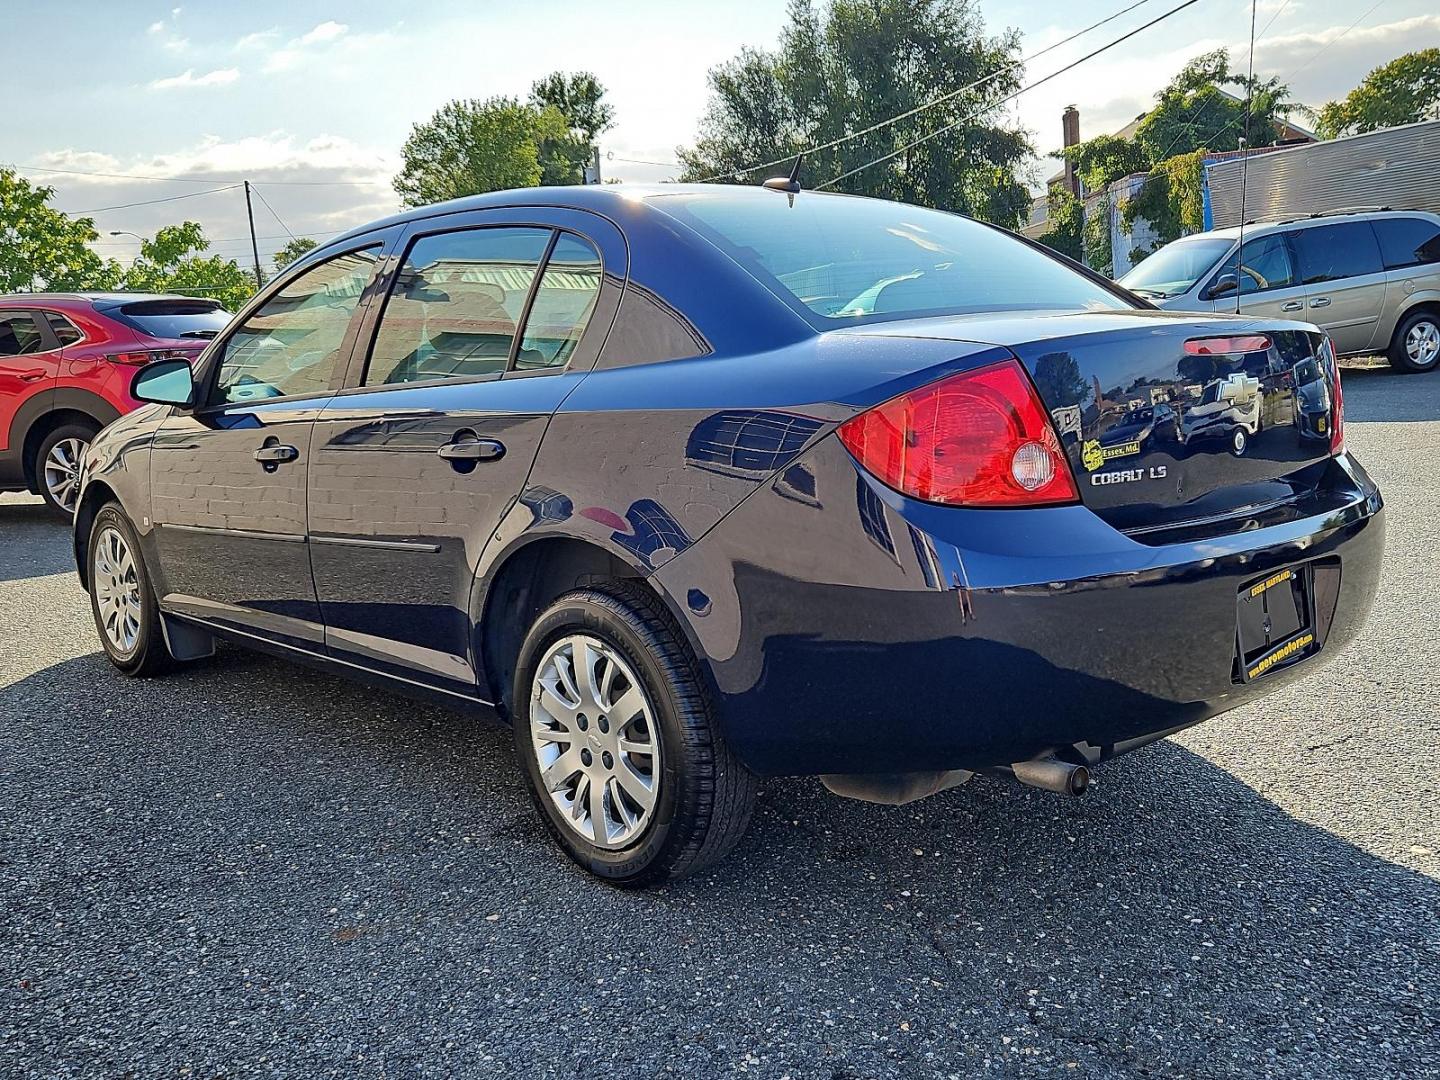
[43,437,87,514]
[93,525,142,655]
[1406,320,1440,369]
[529,633,661,849]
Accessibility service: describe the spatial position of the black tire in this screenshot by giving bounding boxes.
[1388,309,1440,374]
[34,422,99,516]
[87,504,174,677]
[512,581,758,887]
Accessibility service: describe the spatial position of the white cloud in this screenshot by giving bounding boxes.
[149,68,241,91]
[263,22,391,74]
[236,27,280,50]
[299,21,348,46]
[147,20,165,34]
[161,37,191,53]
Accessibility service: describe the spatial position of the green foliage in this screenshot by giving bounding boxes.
[1062,134,1151,193]
[1121,149,1207,253]
[1133,48,1302,161]
[119,222,256,312]
[530,71,615,185]
[1082,197,1113,277]
[392,97,569,208]
[1316,49,1440,139]
[1038,187,1084,262]
[678,0,1032,226]
[274,236,318,272]
[0,168,121,292]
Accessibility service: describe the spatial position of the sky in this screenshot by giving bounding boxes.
[2,0,1437,271]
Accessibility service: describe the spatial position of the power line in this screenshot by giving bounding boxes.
[249,184,298,242]
[12,162,388,187]
[818,0,1206,190]
[698,0,1160,183]
[64,184,242,217]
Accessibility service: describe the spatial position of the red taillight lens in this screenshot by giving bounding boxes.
[106,349,192,365]
[1183,335,1272,355]
[1327,340,1344,455]
[837,359,1079,508]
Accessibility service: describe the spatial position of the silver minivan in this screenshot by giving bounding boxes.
[1119,209,1440,373]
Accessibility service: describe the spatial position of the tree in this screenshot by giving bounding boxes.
[677,0,1032,226]
[1062,134,1151,194]
[530,71,615,185]
[119,222,256,312]
[0,168,121,292]
[1038,187,1084,262]
[274,236,318,272]
[392,97,569,208]
[1316,49,1440,139]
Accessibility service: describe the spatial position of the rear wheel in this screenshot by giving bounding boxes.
[1389,310,1440,374]
[87,504,172,676]
[1230,427,1248,456]
[512,582,757,887]
[36,422,98,516]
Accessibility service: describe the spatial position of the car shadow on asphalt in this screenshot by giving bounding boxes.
[4,642,1434,1073]
[0,499,76,583]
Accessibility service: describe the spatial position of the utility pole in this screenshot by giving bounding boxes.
[242,181,264,288]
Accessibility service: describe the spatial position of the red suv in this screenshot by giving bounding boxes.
[0,293,230,514]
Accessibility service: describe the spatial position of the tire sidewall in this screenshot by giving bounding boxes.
[88,505,159,674]
[1392,311,1440,373]
[512,592,693,884]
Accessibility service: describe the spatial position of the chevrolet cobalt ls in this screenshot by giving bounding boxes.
[74,186,1384,886]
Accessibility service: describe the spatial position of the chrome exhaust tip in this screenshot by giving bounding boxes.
[987,756,1090,797]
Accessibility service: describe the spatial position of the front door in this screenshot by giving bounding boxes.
[307,219,613,694]
[149,245,384,648]
[1204,234,1309,322]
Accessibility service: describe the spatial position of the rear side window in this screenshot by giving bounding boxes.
[365,227,551,386]
[1291,223,1383,284]
[104,299,231,340]
[516,233,603,370]
[0,313,44,356]
[43,312,84,345]
[651,191,1128,323]
[1372,216,1440,270]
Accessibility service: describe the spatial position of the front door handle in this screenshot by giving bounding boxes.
[1280,301,1303,312]
[1309,297,1331,308]
[253,444,299,464]
[437,437,506,463]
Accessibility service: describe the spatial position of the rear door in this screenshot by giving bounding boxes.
[1201,233,1309,321]
[1372,214,1440,343]
[0,310,61,487]
[307,208,623,695]
[1289,222,1388,355]
[149,243,388,648]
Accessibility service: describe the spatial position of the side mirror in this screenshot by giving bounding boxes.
[1205,274,1239,300]
[131,358,196,407]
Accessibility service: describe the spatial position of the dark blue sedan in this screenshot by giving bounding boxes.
[72,185,1383,886]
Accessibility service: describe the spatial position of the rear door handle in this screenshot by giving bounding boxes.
[1309,297,1331,308]
[437,437,506,462]
[253,444,299,464]
[1280,301,1303,312]
[17,369,48,382]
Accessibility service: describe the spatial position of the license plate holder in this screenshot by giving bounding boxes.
[1236,565,1317,682]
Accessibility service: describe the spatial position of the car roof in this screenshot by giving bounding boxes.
[0,291,219,306]
[1175,207,1440,245]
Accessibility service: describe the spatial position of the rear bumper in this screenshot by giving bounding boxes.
[653,443,1384,776]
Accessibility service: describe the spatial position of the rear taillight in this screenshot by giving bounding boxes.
[106,349,192,365]
[1327,339,1344,455]
[837,359,1079,508]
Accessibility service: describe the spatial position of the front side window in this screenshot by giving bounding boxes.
[1291,223,1383,284]
[365,227,551,386]
[651,191,1129,323]
[1211,234,1296,296]
[515,233,603,370]
[0,313,44,356]
[211,247,379,405]
[1372,216,1440,270]
[43,312,84,345]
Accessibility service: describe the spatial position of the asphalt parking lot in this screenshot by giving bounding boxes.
[2,367,1437,1079]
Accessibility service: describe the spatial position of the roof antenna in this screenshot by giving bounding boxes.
[762,154,804,204]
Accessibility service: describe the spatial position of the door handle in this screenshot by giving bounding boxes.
[253,444,299,464]
[1280,301,1303,312]
[1309,297,1331,308]
[437,437,506,462]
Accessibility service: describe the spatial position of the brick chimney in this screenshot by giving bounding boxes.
[1062,106,1080,197]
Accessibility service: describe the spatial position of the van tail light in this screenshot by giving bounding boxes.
[837,358,1079,508]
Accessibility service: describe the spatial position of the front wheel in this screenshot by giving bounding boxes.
[87,504,173,676]
[36,423,97,516]
[512,583,757,887]
[1389,310,1440,374]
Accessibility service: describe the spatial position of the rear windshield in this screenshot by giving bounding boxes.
[101,299,232,340]
[650,192,1130,323]
[1120,238,1233,298]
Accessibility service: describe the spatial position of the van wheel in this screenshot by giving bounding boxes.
[36,422,97,516]
[87,504,173,677]
[1389,310,1440,373]
[512,582,758,887]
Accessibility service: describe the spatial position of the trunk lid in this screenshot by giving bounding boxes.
[851,310,1340,532]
